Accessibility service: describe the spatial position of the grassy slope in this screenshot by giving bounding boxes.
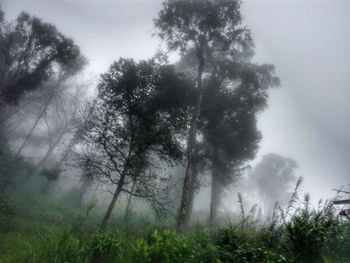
[1,186,350,263]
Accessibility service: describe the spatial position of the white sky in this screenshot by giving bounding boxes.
[2,0,350,202]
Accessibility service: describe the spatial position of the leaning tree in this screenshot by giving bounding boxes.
[78,58,193,232]
[0,8,84,107]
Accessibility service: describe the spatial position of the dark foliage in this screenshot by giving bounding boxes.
[0,7,85,105]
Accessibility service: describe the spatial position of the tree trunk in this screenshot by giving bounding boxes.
[99,174,125,232]
[177,46,205,233]
[209,170,222,228]
[15,95,52,157]
[187,163,199,224]
[54,132,79,169]
[76,176,93,206]
[34,129,65,171]
[123,180,135,222]
[91,173,126,263]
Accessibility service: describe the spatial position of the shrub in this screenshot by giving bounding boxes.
[213,227,289,263]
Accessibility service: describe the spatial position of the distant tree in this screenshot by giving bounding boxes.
[247,153,298,215]
[78,58,192,232]
[155,0,254,233]
[11,74,88,160]
[35,81,88,170]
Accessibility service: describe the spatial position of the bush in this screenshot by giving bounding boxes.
[283,208,350,263]
[214,227,289,263]
[130,229,219,263]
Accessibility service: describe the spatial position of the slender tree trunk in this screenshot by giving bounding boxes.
[15,96,52,157]
[54,132,79,170]
[177,47,205,233]
[91,173,126,263]
[99,174,126,232]
[76,176,93,206]
[98,133,134,233]
[187,163,199,223]
[34,130,65,171]
[209,170,222,228]
[123,180,135,222]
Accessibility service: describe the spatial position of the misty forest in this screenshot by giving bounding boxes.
[0,0,349,262]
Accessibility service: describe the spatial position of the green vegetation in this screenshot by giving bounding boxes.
[1,178,349,263]
[1,1,349,263]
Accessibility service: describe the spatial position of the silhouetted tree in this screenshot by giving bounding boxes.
[79,58,192,233]
[202,61,279,227]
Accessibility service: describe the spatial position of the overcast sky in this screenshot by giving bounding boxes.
[2,0,349,202]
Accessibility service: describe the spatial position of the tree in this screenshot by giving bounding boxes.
[12,73,87,159]
[0,7,85,222]
[201,61,279,227]
[78,58,191,232]
[247,153,298,215]
[0,7,84,109]
[155,0,255,232]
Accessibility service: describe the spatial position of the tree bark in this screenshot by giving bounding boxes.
[177,45,205,233]
[209,170,222,228]
[187,163,199,224]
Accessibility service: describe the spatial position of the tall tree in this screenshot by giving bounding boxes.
[155,0,253,233]
[201,61,279,227]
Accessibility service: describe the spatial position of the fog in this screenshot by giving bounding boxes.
[3,0,348,205]
[2,1,350,261]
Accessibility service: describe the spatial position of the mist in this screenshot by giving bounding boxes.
[1,0,349,262]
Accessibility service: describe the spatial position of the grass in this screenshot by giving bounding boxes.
[1,177,350,263]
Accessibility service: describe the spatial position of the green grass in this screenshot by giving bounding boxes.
[1,176,350,263]
[1,207,349,263]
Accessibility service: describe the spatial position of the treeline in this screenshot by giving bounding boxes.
[0,0,279,236]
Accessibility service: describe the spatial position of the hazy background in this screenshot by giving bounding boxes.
[2,0,349,202]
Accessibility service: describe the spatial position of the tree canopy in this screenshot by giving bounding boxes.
[79,58,193,231]
[0,8,85,106]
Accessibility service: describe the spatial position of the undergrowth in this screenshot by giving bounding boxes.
[1,176,349,263]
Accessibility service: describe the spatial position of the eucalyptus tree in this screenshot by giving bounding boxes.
[79,58,192,232]
[155,0,254,233]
